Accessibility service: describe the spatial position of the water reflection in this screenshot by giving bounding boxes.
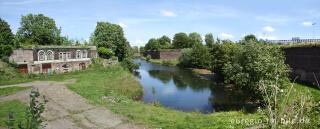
[134,59,252,113]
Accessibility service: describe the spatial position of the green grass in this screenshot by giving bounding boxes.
[293,82,320,101]
[0,87,31,97]
[148,59,179,66]
[1,63,318,128]
[0,100,26,128]
[65,64,260,128]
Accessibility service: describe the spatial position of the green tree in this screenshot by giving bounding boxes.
[158,35,171,49]
[91,22,129,61]
[145,38,160,52]
[16,14,62,45]
[0,18,15,59]
[172,32,190,49]
[132,46,139,53]
[205,33,214,48]
[188,32,203,47]
[139,46,145,54]
[244,34,258,42]
[97,47,114,59]
[178,45,212,69]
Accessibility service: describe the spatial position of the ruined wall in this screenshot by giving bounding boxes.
[144,50,181,60]
[284,47,320,85]
[159,50,180,60]
[9,48,34,64]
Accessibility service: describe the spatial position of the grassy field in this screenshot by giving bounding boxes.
[0,87,31,97]
[0,100,26,128]
[66,64,261,129]
[1,62,319,128]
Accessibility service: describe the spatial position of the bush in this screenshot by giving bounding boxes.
[146,55,151,61]
[213,40,290,101]
[97,47,114,59]
[120,58,140,71]
[6,88,48,129]
[178,45,212,69]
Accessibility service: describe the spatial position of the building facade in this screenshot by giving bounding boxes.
[9,46,98,74]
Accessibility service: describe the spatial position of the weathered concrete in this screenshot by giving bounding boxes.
[0,80,145,129]
[284,47,320,86]
[144,49,181,60]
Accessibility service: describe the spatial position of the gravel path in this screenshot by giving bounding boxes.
[0,80,145,129]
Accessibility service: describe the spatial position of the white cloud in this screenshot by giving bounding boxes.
[118,22,127,28]
[301,22,313,27]
[161,10,177,17]
[263,26,275,32]
[219,33,234,39]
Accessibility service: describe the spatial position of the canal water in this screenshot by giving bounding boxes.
[134,59,249,113]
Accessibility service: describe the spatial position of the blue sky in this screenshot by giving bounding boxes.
[0,0,320,46]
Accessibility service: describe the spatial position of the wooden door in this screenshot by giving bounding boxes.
[18,64,28,73]
[80,63,86,70]
[42,63,52,74]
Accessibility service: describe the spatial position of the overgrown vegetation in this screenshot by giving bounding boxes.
[0,100,26,128]
[6,88,48,129]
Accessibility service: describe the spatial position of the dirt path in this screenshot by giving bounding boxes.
[0,80,145,129]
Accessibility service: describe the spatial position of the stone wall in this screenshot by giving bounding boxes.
[284,47,320,86]
[9,48,34,64]
[144,50,181,60]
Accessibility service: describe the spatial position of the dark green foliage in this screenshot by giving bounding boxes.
[205,33,214,48]
[6,88,48,129]
[16,14,62,45]
[178,45,212,69]
[91,22,129,61]
[172,32,190,49]
[120,58,140,71]
[211,41,236,80]
[132,46,139,53]
[243,34,258,42]
[211,40,290,101]
[97,47,114,59]
[139,46,145,54]
[145,38,160,52]
[146,55,151,61]
[158,35,171,49]
[0,18,15,58]
[188,32,203,47]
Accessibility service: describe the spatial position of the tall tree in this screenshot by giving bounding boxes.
[188,32,203,47]
[0,18,15,59]
[172,32,190,49]
[16,14,62,45]
[91,22,129,61]
[158,35,171,49]
[205,33,214,48]
[145,38,160,52]
[244,34,258,42]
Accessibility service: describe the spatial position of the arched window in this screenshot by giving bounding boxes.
[76,50,81,59]
[47,50,54,60]
[82,50,87,58]
[59,52,63,60]
[38,50,45,61]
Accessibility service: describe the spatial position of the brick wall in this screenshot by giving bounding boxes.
[284,47,320,85]
[144,50,181,60]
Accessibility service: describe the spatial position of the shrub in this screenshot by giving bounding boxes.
[120,58,140,71]
[216,40,290,101]
[97,47,114,59]
[178,45,212,69]
[146,55,151,61]
[259,77,318,128]
[6,88,48,129]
